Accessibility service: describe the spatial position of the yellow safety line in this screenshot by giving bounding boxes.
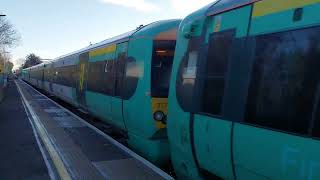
[15,81,72,180]
[21,80,174,180]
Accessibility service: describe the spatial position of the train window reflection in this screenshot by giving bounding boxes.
[123,57,139,100]
[245,26,320,135]
[200,29,235,116]
[183,51,197,82]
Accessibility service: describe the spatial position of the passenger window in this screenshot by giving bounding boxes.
[312,87,320,138]
[104,61,109,73]
[200,30,235,116]
[176,49,199,112]
[104,60,114,95]
[114,53,126,97]
[87,61,106,94]
[245,27,320,135]
[183,51,198,81]
[122,57,139,100]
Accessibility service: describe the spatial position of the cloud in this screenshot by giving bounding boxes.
[100,0,160,12]
[99,0,218,16]
[170,0,215,16]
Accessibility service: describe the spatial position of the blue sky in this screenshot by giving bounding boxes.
[2,0,214,69]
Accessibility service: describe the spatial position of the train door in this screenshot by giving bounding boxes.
[41,65,45,89]
[49,63,53,92]
[234,1,320,179]
[76,52,89,108]
[111,42,128,129]
[190,6,252,179]
[36,68,39,87]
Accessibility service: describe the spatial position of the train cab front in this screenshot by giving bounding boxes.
[125,20,181,167]
[148,26,178,167]
[151,40,176,131]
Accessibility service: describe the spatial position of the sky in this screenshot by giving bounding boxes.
[2,0,215,70]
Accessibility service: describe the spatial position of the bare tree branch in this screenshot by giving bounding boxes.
[0,17,20,48]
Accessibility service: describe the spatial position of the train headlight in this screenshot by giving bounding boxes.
[153,111,166,123]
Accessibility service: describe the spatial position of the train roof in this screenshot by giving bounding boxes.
[53,20,179,61]
[25,63,44,70]
[206,0,259,16]
[24,19,180,71]
[53,30,136,61]
[181,0,260,25]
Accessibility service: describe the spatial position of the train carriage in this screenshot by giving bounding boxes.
[168,0,320,179]
[23,19,181,166]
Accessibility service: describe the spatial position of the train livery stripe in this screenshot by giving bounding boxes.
[89,44,116,58]
[252,0,320,17]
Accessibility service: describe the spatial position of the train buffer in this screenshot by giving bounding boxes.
[12,79,172,180]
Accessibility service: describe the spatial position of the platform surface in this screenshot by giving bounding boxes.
[15,79,172,180]
[0,80,51,180]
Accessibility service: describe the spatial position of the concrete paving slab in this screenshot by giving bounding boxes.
[16,80,172,180]
[0,80,51,180]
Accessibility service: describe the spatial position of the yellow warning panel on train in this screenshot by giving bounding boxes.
[253,0,320,17]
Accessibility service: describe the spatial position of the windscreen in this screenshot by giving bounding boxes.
[151,40,176,98]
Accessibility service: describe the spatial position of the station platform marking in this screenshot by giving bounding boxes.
[16,80,173,180]
[16,81,72,180]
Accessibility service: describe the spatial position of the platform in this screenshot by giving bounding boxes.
[14,79,173,180]
[0,79,51,180]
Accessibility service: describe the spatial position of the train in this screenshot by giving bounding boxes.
[22,19,181,166]
[22,0,320,179]
[168,0,320,179]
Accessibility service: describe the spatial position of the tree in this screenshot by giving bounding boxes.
[0,53,13,74]
[22,53,42,69]
[6,61,13,73]
[0,17,20,48]
[0,53,5,73]
[0,17,20,74]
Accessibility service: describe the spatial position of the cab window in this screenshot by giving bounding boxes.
[151,40,176,98]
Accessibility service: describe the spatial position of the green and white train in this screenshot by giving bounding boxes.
[22,19,180,166]
[23,0,320,179]
[168,0,320,179]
